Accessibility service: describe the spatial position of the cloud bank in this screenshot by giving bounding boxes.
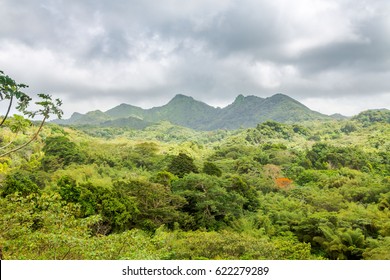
[0,0,389,117]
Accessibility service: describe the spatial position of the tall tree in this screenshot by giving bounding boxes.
[168,153,198,178]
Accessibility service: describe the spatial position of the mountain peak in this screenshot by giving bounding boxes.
[331,113,348,120]
[171,94,194,101]
[234,94,245,102]
[70,112,84,118]
[165,94,196,106]
[266,93,307,107]
[105,103,144,119]
[86,110,105,115]
[230,94,264,107]
[268,93,292,100]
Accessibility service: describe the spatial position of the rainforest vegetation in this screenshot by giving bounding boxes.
[1,71,390,260]
[0,110,389,260]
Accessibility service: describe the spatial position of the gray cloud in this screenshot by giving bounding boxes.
[0,0,389,117]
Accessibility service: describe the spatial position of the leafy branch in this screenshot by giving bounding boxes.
[0,70,30,127]
[0,70,63,157]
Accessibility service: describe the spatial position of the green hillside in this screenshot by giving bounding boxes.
[145,94,220,130]
[105,103,146,119]
[55,110,112,125]
[101,116,153,129]
[352,109,390,125]
[209,94,329,129]
[53,93,331,130]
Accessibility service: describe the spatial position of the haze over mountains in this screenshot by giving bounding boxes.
[55,93,334,130]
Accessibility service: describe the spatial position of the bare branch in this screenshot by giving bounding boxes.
[0,94,13,127]
[0,133,18,150]
[0,116,47,158]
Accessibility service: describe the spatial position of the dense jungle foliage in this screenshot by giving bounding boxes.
[0,109,389,260]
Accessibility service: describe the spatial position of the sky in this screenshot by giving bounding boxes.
[1,0,389,118]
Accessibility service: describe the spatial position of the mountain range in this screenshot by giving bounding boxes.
[54,93,334,130]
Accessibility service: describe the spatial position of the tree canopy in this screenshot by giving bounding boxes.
[0,84,389,260]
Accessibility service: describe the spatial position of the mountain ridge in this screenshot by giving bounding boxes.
[54,93,334,130]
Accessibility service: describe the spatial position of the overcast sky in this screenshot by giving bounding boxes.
[1,0,389,118]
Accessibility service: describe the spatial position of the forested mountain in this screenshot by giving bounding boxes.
[207,94,329,129]
[105,103,146,119]
[352,109,390,125]
[54,93,331,130]
[146,94,220,129]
